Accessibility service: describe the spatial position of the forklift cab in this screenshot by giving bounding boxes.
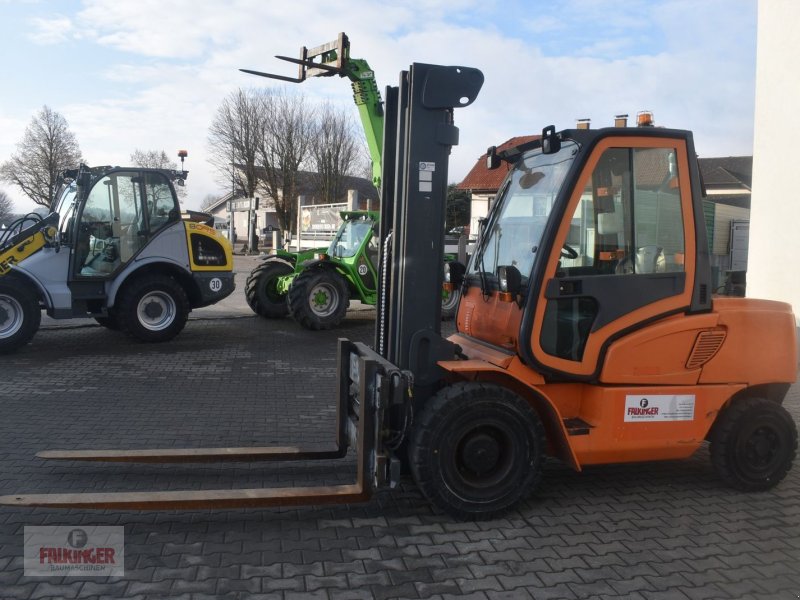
[461,128,709,378]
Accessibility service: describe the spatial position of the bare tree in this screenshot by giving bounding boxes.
[309,103,363,205]
[258,91,314,233]
[130,149,187,201]
[207,89,268,201]
[0,106,82,209]
[200,193,222,211]
[0,190,13,223]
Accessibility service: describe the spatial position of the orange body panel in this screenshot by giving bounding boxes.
[699,297,797,385]
[457,287,522,350]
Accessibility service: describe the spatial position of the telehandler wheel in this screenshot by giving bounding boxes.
[245,260,292,318]
[410,382,546,520]
[441,287,460,320]
[288,268,348,330]
[710,397,797,492]
[118,274,189,343]
[0,280,41,354]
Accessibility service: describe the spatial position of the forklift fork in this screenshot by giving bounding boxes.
[240,32,349,83]
[0,341,403,510]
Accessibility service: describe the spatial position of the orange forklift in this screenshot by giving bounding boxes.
[1,63,795,520]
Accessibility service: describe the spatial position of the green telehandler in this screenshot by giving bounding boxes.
[241,33,460,330]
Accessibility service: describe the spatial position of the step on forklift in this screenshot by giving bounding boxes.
[0,161,235,353]
[1,63,796,520]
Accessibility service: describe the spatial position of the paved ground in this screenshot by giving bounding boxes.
[1,257,799,599]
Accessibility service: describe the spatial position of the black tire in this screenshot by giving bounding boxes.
[441,287,460,320]
[245,260,293,318]
[710,397,797,491]
[117,274,189,343]
[0,279,41,354]
[94,311,121,330]
[287,268,348,330]
[409,382,546,520]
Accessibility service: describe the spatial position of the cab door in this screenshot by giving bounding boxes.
[529,136,698,378]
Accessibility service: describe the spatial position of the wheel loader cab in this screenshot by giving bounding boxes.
[459,128,709,379]
[71,170,180,278]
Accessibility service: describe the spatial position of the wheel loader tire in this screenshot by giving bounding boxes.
[245,260,292,318]
[287,268,348,330]
[710,397,797,492]
[0,279,41,354]
[441,287,460,320]
[95,311,121,330]
[118,274,189,343]
[409,382,545,520]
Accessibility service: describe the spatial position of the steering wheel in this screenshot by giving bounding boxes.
[560,244,578,259]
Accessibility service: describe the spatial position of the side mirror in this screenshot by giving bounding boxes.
[444,260,466,288]
[486,145,500,170]
[497,265,522,301]
[541,125,561,154]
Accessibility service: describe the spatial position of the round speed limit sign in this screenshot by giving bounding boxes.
[209,278,223,292]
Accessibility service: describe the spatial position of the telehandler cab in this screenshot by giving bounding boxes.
[0,163,234,353]
[1,63,795,520]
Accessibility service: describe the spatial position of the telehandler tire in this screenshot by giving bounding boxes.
[288,268,348,330]
[710,397,797,491]
[245,260,292,318]
[410,382,545,520]
[118,274,189,343]
[441,287,460,320]
[0,279,41,354]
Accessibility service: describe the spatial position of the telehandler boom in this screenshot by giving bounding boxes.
[1,65,795,520]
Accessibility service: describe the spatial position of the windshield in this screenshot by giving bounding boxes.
[327,217,374,258]
[469,140,579,282]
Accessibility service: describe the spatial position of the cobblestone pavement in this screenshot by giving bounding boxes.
[1,277,799,599]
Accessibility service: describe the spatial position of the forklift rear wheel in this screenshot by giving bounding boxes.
[245,260,292,318]
[0,280,41,354]
[441,287,460,320]
[710,397,797,491]
[118,275,189,343]
[288,268,348,330]
[410,382,545,520]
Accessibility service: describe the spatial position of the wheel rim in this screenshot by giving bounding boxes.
[0,294,23,339]
[736,420,785,480]
[308,282,339,317]
[136,291,176,331]
[442,288,459,311]
[440,418,524,502]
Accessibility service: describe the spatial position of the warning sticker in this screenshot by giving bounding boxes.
[624,395,695,422]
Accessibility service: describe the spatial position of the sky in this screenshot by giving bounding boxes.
[0,0,757,213]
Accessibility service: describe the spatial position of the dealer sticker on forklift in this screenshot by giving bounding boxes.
[624,395,695,422]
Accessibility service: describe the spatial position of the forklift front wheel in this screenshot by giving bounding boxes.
[0,280,41,354]
[118,275,189,343]
[410,382,546,520]
[710,397,797,491]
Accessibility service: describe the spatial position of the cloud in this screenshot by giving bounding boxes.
[2,0,757,212]
[28,15,73,44]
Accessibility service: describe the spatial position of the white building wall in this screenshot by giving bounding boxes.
[750,0,800,316]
